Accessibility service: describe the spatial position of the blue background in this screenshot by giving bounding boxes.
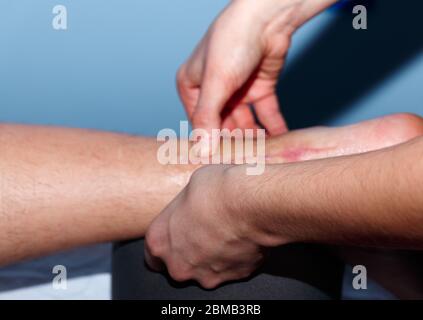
[1,1,421,135]
[0,0,228,134]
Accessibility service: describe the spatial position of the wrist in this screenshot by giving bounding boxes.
[233,0,337,34]
[223,164,294,247]
[230,0,303,36]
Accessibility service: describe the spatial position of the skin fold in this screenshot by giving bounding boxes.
[0,113,421,267]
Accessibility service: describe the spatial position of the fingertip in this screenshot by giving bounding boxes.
[231,104,257,130]
[221,115,237,131]
[267,119,288,135]
[192,106,221,131]
[254,95,288,135]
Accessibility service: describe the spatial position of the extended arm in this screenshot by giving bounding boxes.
[0,124,198,265]
[1,113,420,267]
[244,136,423,249]
[0,123,288,265]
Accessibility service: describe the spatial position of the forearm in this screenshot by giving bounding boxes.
[235,136,423,249]
[0,124,199,265]
[0,124,272,265]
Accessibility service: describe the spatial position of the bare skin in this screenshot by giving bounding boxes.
[145,113,423,289]
[0,113,420,266]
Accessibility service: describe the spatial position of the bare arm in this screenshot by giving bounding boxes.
[244,136,423,249]
[0,124,198,265]
[0,123,276,265]
[2,113,420,268]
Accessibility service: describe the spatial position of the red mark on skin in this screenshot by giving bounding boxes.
[279,146,334,162]
[280,148,308,162]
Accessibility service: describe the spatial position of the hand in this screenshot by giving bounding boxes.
[177,0,299,136]
[144,165,271,289]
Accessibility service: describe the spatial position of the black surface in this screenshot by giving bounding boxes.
[112,240,344,300]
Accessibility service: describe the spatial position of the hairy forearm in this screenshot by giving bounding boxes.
[0,125,199,265]
[0,124,274,265]
[235,136,423,249]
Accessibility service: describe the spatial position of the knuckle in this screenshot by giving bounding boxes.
[168,266,192,283]
[206,66,238,90]
[145,231,163,258]
[149,244,162,259]
[200,277,221,290]
[176,64,188,84]
[210,263,225,273]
